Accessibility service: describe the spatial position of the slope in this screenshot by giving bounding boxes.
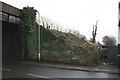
[40,27,99,66]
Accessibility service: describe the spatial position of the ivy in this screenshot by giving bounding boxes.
[21,6,37,35]
[20,6,38,60]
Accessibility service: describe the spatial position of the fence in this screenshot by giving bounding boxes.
[107,46,118,64]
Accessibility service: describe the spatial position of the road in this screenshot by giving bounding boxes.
[2,61,119,78]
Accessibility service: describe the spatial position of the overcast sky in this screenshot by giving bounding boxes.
[1,0,119,44]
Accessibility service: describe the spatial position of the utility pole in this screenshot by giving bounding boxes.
[92,20,98,43]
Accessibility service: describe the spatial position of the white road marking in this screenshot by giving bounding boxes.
[2,68,10,71]
[27,73,50,78]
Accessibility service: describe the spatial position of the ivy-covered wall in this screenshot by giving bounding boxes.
[20,6,38,60]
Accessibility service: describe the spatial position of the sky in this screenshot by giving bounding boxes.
[1,0,119,44]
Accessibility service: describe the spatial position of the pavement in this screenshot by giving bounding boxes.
[5,60,119,74]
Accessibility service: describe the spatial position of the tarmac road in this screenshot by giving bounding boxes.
[2,61,119,78]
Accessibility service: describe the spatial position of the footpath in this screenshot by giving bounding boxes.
[6,60,119,74]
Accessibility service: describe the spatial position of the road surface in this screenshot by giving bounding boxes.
[2,61,119,78]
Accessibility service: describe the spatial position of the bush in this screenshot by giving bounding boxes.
[41,48,100,66]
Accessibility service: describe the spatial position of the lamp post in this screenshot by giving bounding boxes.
[36,11,40,61]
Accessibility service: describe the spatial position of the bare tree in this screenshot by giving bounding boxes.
[41,16,51,28]
[41,16,45,27]
[92,20,98,43]
[68,29,72,33]
[72,30,86,40]
[102,36,117,47]
[40,16,64,31]
[73,30,80,38]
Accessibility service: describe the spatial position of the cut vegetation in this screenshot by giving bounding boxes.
[40,26,99,66]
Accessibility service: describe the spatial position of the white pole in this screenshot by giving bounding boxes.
[37,11,41,61]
